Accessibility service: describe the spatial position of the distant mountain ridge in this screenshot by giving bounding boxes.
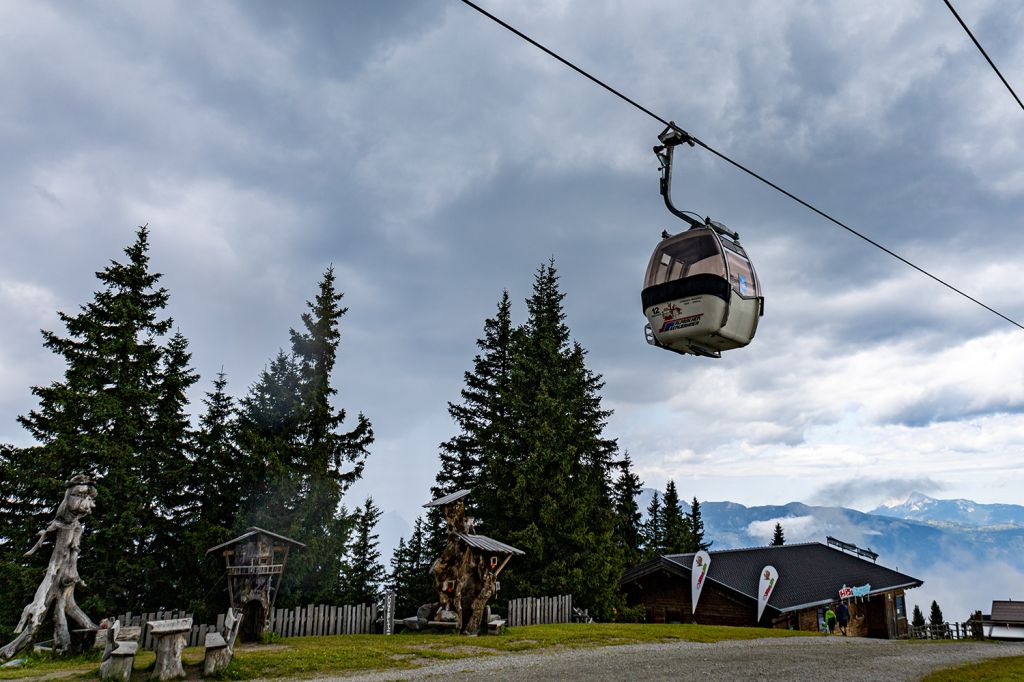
[638,492,1024,621]
[868,491,1024,528]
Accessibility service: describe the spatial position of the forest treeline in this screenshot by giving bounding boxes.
[0,226,710,636]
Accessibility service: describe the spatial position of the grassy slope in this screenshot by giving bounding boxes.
[0,623,811,680]
[920,654,1024,682]
[11,626,1016,680]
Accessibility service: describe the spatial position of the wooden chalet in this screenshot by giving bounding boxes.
[621,542,923,639]
[987,600,1024,640]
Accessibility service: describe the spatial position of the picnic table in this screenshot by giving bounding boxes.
[146,618,192,681]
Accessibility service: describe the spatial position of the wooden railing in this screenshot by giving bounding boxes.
[907,620,984,640]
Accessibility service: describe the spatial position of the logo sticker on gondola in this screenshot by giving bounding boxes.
[661,313,703,332]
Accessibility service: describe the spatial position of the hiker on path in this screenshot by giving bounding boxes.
[825,605,837,635]
[836,602,850,636]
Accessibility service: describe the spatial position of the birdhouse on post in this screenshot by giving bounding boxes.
[206,527,305,641]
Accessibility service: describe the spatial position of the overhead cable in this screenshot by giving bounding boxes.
[943,0,1024,114]
[458,0,1024,332]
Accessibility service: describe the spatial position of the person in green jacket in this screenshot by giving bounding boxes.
[825,605,838,635]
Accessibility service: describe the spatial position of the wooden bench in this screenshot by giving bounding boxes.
[203,608,241,676]
[98,620,139,682]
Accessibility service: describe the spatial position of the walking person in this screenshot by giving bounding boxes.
[825,604,837,635]
[836,601,850,636]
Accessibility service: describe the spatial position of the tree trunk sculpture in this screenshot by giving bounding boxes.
[0,474,98,660]
[424,490,523,636]
[430,498,474,631]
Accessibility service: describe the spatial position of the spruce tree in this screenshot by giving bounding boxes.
[148,330,200,600]
[430,292,515,555]
[238,267,374,605]
[10,225,195,615]
[177,371,243,619]
[770,522,785,546]
[338,498,385,605]
[388,537,412,613]
[688,497,711,552]
[0,444,38,639]
[474,261,623,619]
[661,481,690,554]
[929,600,944,626]
[911,604,925,628]
[611,453,644,569]
[388,517,434,617]
[641,492,664,560]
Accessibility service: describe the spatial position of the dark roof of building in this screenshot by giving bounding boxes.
[992,601,1024,623]
[424,489,471,508]
[457,533,525,556]
[621,542,922,614]
[206,526,306,554]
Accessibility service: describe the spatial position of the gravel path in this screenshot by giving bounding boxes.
[315,637,1024,682]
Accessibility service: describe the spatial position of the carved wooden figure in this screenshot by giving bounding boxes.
[1,474,98,660]
[424,490,523,635]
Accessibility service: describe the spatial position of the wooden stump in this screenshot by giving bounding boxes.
[0,475,98,661]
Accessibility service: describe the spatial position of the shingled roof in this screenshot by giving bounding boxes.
[991,600,1024,624]
[622,542,922,614]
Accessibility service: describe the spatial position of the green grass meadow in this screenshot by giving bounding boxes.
[3,624,1019,680]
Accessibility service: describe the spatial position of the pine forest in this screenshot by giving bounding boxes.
[0,227,711,638]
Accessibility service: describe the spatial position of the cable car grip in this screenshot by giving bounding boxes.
[653,122,740,242]
[654,122,701,229]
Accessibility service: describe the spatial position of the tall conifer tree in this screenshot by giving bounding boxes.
[338,498,385,605]
[10,225,195,614]
[474,261,623,618]
[612,453,644,569]
[430,292,514,554]
[388,517,434,617]
[238,267,373,605]
[177,371,245,618]
[661,481,690,554]
[688,496,711,552]
[641,492,664,560]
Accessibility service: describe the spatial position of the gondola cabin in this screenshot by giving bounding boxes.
[642,224,763,358]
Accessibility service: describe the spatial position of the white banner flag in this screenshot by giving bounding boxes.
[691,550,711,614]
[757,565,779,622]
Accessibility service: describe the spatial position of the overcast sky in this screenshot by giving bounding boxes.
[2,1,1023,541]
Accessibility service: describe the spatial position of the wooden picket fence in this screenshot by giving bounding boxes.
[507,595,573,627]
[268,602,378,637]
[112,602,378,649]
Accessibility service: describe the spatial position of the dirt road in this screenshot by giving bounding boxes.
[324,636,1024,681]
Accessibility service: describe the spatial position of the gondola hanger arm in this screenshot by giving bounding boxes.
[654,123,740,240]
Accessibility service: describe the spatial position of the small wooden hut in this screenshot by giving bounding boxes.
[207,528,305,641]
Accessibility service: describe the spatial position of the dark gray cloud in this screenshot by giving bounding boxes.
[2,0,1023,539]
